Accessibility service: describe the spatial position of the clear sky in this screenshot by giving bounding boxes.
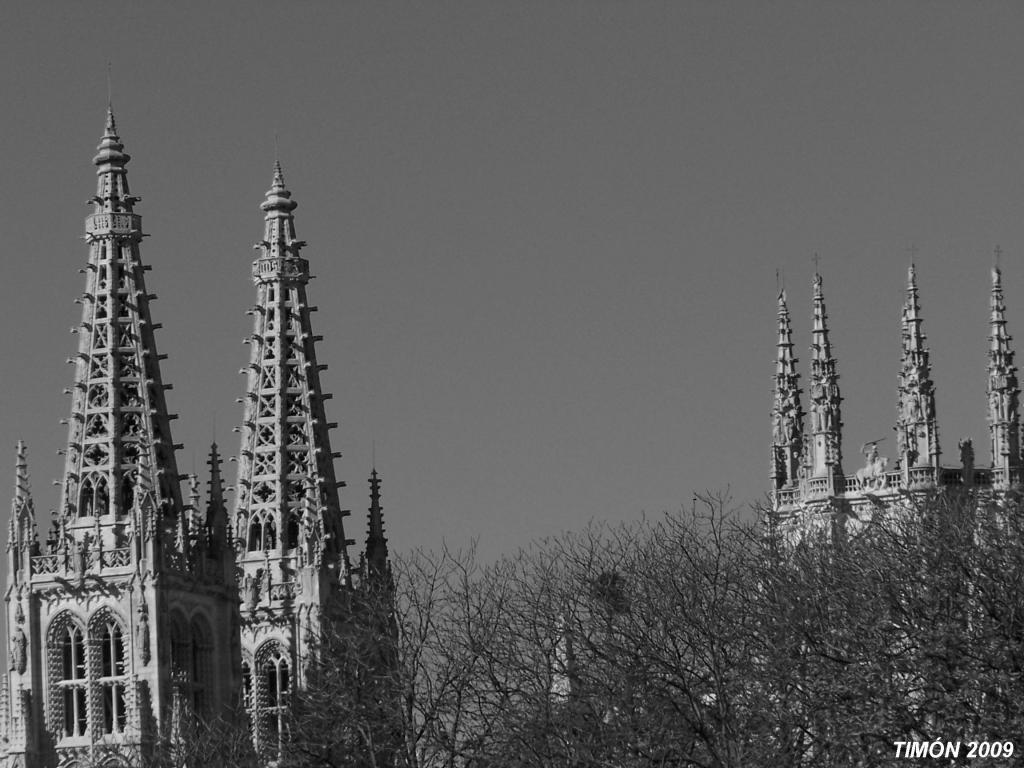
[1,2,1023,562]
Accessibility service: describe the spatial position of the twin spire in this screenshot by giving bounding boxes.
[6,110,391,587]
[772,258,1021,502]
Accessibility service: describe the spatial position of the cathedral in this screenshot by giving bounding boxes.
[0,110,392,767]
[769,263,1020,537]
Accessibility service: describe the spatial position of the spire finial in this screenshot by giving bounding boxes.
[907,243,919,269]
[262,158,296,214]
[14,441,29,500]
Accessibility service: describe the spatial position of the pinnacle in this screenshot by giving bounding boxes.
[93,106,130,170]
[261,159,297,213]
[14,441,30,500]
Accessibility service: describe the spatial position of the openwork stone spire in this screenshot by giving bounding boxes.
[234,161,350,593]
[364,468,390,583]
[60,109,184,543]
[771,290,803,490]
[895,264,939,473]
[987,265,1020,481]
[807,272,843,493]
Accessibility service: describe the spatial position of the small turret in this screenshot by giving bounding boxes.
[364,468,390,584]
[806,272,843,494]
[206,443,228,552]
[895,264,939,476]
[770,290,804,491]
[987,264,1020,484]
[7,442,37,585]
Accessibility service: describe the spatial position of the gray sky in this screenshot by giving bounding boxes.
[1,2,1023,561]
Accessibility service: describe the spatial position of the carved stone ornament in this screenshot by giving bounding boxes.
[10,627,27,674]
[137,603,151,665]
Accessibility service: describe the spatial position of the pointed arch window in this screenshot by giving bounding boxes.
[98,619,128,734]
[79,478,95,518]
[170,614,214,723]
[120,472,134,516]
[286,513,300,550]
[94,476,109,516]
[248,516,262,551]
[246,512,277,552]
[251,644,290,752]
[241,659,253,711]
[190,617,213,720]
[57,622,88,738]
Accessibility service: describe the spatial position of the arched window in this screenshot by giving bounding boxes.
[241,660,253,711]
[57,623,88,737]
[263,517,277,551]
[286,513,299,550]
[94,476,110,516]
[120,473,134,516]
[98,620,127,734]
[170,615,191,681]
[248,517,262,551]
[190,617,213,720]
[252,644,290,752]
[170,613,213,724]
[79,478,95,518]
[247,513,278,552]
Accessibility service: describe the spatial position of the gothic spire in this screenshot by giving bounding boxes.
[12,441,32,519]
[364,467,390,582]
[771,290,803,490]
[987,264,1020,480]
[895,263,939,474]
[60,110,184,553]
[206,442,227,551]
[8,442,37,584]
[234,161,350,589]
[807,272,843,492]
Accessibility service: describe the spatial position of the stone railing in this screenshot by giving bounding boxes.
[805,477,832,497]
[85,212,141,236]
[31,554,59,575]
[270,582,297,601]
[774,487,800,507]
[252,255,309,283]
[776,462,1024,509]
[101,548,131,568]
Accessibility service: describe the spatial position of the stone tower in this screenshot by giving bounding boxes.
[1,110,240,768]
[232,162,352,753]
